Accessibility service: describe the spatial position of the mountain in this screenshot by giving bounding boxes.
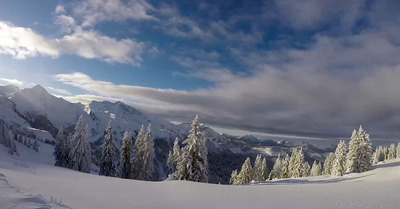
[0,84,333,184]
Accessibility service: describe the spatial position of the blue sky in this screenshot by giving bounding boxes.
[1,0,400,139]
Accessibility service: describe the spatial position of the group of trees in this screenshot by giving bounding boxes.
[373,142,400,164]
[230,126,377,185]
[229,154,267,185]
[54,115,91,173]
[167,115,209,183]
[267,148,311,181]
[54,114,209,183]
[0,120,41,156]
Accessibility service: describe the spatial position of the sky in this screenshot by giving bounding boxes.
[0,0,400,140]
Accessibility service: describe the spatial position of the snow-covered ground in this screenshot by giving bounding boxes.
[1,144,399,209]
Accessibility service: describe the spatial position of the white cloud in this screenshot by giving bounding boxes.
[45,86,71,95]
[71,0,156,27]
[0,78,23,86]
[0,21,60,59]
[55,5,66,14]
[0,21,144,64]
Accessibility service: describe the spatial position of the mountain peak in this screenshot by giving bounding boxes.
[28,85,49,95]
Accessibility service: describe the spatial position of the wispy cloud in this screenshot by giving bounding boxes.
[54,59,400,139]
[0,78,23,86]
[71,0,156,28]
[45,86,71,95]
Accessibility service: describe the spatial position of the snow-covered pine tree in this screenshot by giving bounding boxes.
[261,157,267,181]
[310,161,322,176]
[237,157,253,184]
[132,124,145,178]
[397,143,400,159]
[373,146,383,164]
[301,162,311,177]
[268,155,282,180]
[69,116,91,173]
[54,128,70,167]
[288,149,298,177]
[167,151,174,175]
[120,131,133,179]
[230,169,239,185]
[99,121,116,177]
[323,153,334,175]
[289,148,304,178]
[377,146,385,162]
[281,154,290,179]
[167,137,181,174]
[332,140,347,176]
[174,115,208,182]
[33,140,39,152]
[139,124,155,181]
[252,154,263,181]
[387,143,396,160]
[383,147,389,160]
[12,138,18,156]
[346,126,373,173]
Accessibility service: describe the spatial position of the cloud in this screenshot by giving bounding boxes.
[71,0,156,27]
[0,21,144,64]
[55,55,400,140]
[45,86,71,95]
[0,21,60,59]
[0,78,23,86]
[271,0,366,30]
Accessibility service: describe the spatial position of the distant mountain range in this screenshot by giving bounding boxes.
[0,84,334,183]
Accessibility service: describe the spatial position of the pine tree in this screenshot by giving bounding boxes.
[281,154,290,179]
[132,125,145,179]
[323,153,334,175]
[288,149,297,177]
[167,137,181,174]
[260,157,268,181]
[346,126,373,173]
[373,146,384,164]
[383,147,389,160]
[54,128,69,167]
[269,155,282,180]
[139,124,155,181]
[33,140,39,152]
[310,161,322,176]
[120,131,133,179]
[332,140,347,176]
[289,148,304,178]
[237,157,253,184]
[230,169,239,185]
[99,121,116,177]
[69,116,91,173]
[167,151,174,175]
[397,143,400,159]
[252,154,263,181]
[174,115,208,182]
[302,162,311,177]
[387,143,396,160]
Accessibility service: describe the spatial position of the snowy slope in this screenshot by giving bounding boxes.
[0,145,399,209]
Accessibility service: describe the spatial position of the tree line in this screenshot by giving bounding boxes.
[54,115,209,182]
[230,126,400,185]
